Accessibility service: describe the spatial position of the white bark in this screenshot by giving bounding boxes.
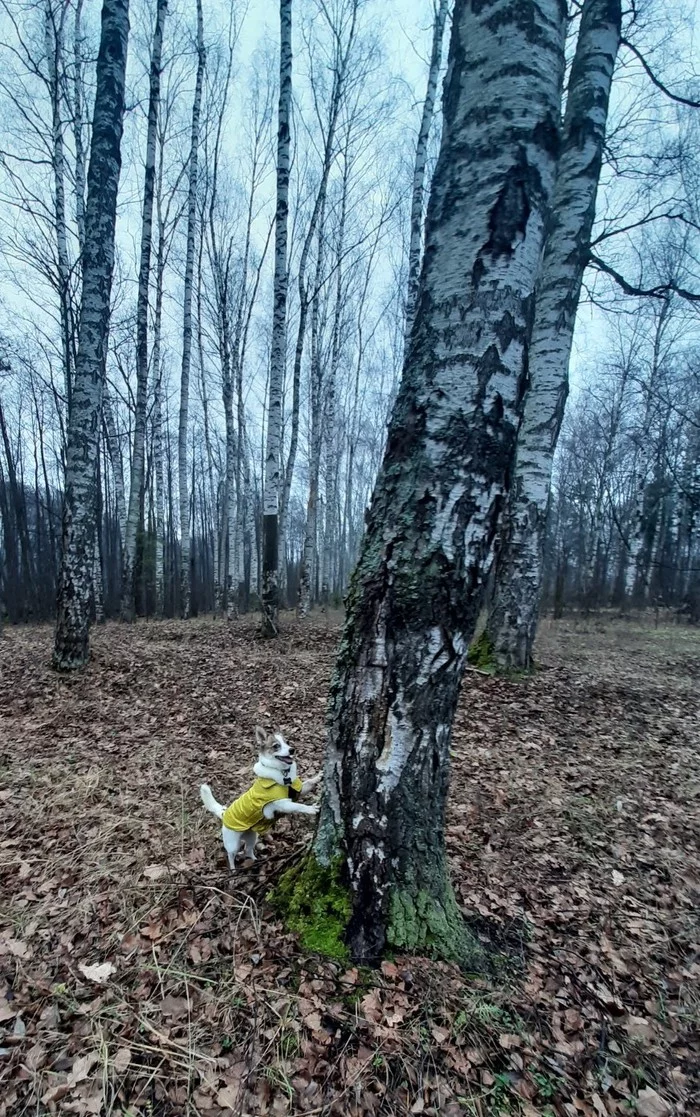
[261,0,292,635]
[122,0,167,620]
[178,0,205,619]
[487,0,622,669]
[321,161,348,602]
[102,385,127,543]
[45,1,75,410]
[404,0,449,346]
[54,0,130,670]
[298,204,327,617]
[71,0,87,252]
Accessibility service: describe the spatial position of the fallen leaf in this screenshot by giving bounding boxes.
[113,1047,131,1073]
[499,1033,521,1050]
[636,1087,671,1117]
[68,1052,99,1086]
[624,1015,654,1044]
[78,962,116,984]
[143,864,169,880]
[217,1085,240,1110]
[41,1082,72,1105]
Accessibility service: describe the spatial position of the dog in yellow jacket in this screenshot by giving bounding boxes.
[200,727,321,871]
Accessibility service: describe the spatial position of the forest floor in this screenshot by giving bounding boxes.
[1,613,699,1117]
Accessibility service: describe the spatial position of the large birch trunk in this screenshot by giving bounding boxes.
[261,0,292,636]
[404,0,449,344]
[298,0,567,964]
[53,0,130,670]
[485,0,621,669]
[121,0,167,621]
[178,0,205,619]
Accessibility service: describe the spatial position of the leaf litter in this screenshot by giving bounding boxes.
[0,613,698,1116]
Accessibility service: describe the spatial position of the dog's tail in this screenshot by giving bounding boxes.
[200,783,225,820]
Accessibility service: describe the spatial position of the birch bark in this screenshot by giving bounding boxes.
[321,165,348,603]
[404,0,450,345]
[261,0,292,636]
[486,0,622,669]
[121,0,168,621]
[44,1,75,411]
[178,0,205,619]
[298,206,327,617]
[54,0,130,670]
[305,0,567,963]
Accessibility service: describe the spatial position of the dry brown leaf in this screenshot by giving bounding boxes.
[68,1052,99,1086]
[113,1047,131,1073]
[216,1085,241,1110]
[635,1087,671,1117]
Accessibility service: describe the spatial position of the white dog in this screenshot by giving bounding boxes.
[200,726,321,871]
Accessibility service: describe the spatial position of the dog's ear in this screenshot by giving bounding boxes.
[254,725,267,749]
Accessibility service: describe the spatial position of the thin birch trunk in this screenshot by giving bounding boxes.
[302,0,568,963]
[486,0,622,669]
[278,2,358,601]
[298,204,327,617]
[261,0,292,636]
[152,240,166,619]
[321,174,348,603]
[45,1,75,411]
[54,0,130,670]
[178,0,205,619]
[122,0,167,620]
[72,0,86,252]
[102,386,127,543]
[404,0,449,346]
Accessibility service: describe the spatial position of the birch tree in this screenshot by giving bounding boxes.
[287,0,568,963]
[261,0,292,636]
[485,0,622,670]
[53,0,130,670]
[121,0,168,621]
[178,0,205,619]
[404,0,449,344]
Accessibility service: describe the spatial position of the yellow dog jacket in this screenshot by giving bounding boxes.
[222,777,303,835]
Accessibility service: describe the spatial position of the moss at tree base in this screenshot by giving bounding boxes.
[269,855,351,961]
[467,629,497,673]
[271,853,488,971]
[387,883,486,970]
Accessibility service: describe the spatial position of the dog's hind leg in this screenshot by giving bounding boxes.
[222,826,242,871]
[243,831,258,861]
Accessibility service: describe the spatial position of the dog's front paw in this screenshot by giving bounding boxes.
[308,805,320,815]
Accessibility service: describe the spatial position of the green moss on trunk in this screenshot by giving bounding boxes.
[467,630,497,672]
[269,855,351,961]
[387,883,485,969]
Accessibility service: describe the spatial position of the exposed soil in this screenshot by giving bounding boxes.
[1,613,698,1117]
